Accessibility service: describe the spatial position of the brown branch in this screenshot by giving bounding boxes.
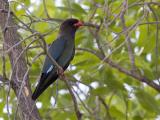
[77,48,160,92]
[120,0,137,73]
[0,74,9,85]
[42,0,50,18]
[139,21,160,25]
[83,22,99,29]
[0,1,41,120]
[72,84,93,115]
[88,21,105,57]
[129,1,160,8]
[61,77,82,120]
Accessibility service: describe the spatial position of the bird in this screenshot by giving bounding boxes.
[32,18,84,100]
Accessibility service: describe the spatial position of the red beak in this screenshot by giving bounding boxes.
[74,21,84,27]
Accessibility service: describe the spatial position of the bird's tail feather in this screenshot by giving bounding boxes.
[32,85,43,100]
[32,74,58,100]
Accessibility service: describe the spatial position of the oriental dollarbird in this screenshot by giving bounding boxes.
[32,18,84,100]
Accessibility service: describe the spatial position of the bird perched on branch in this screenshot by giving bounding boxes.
[32,18,84,100]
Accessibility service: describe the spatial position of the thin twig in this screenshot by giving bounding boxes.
[98,96,113,120]
[120,0,136,72]
[43,0,50,18]
[72,84,93,115]
[61,77,82,120]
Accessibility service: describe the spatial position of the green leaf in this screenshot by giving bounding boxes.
[135,89,160,114]
[71,3,87,14]
[110,106,125,119]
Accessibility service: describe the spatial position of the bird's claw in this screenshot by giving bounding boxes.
[57,67,65,79]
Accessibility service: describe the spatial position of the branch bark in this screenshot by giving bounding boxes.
[77,48,160,92]
[0,1,41,120]
[120,0,136,72]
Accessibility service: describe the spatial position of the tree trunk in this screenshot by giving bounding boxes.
[0,0,41,120]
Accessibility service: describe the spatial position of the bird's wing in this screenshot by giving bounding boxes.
[32,37,66,100]
[42,37,66,73]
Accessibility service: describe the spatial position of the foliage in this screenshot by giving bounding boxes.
[0,0,160,119]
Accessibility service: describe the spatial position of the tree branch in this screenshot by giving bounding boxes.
[61,77,82,120]
[77,48,160,92]
[120,0,137,72]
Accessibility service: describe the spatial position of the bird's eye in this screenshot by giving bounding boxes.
[68,22,74,26]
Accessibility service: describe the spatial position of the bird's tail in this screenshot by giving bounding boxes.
[32,85,43,100]
[32,73,58,100]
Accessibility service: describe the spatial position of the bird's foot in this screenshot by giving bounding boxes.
[57,67,65,79]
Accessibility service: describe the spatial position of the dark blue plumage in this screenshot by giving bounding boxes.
[32,18,83,100]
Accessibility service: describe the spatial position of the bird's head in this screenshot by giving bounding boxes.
[59,18,83,37]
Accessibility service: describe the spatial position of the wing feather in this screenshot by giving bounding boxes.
[42,38,66,73]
